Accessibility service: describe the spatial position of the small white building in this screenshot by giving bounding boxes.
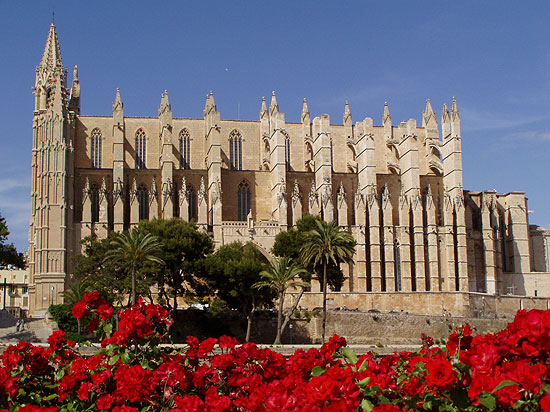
[0,269,29,317]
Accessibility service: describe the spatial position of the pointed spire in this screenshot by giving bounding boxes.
[382,101,391,125]
[204,91,216,116]
[343,100,352,124]
[269,90,279,115]
[451,97,460,121]
[69,65,80,113]
[442,103,450,124]
[113,88,123,114]
[159,89,171,115]
[301,98,310,123]
[39,23,63,71]
[260,96,267,119]
[423,98,436,126]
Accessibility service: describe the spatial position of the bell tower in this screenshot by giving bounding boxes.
[29,23,74,315]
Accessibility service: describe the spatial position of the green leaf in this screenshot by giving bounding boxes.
[120,351,131,364]
[311,366,326,377]
[43,393,59,402]
[360,399,374,412]
[478,392,496,410]
[397,374,408,385]
[341,347,358,364]
[491,380,517,393]
[108,354,120,365]
[358,358,369,373]
[357,377,371,387]
[103,323,113,334]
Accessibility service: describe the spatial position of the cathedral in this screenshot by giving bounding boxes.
[28,23,550,316]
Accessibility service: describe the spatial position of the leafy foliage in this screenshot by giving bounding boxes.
[105,229,164,305]
[254,256,307,344]
[204,241,274,341]
[137,218,214,310]
[301,219,356,343]
[272,214,346,290]
[0,213,25,269]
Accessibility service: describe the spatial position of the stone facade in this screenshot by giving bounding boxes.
[28,24,550,316]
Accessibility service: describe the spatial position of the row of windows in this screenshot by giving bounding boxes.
[86,180,252,222]
[89,128,292,171]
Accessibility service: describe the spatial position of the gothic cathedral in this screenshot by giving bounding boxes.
[28,23,550,316]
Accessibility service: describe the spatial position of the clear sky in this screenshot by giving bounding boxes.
[1,1,549,252]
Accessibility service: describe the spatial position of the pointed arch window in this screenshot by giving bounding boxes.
[138,184,149,220]
[135,129,147,169]
[187,185,197,221]
[237,180,251,221]
[91,128,102,169]
[90,183,100,223]
[229,130,242,170]
[179,129,191,169]
[283,131,291,171]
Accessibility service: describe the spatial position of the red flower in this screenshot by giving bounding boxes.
[424,355,457,391]
[72,300,88,320]
[541,394,550,411]
[97,303,114,320]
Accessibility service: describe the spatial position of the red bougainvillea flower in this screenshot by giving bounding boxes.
[71,300,88,320]
[97,303,114,320]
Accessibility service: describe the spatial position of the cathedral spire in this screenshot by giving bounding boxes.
[422,98,436,127]
[442,103,450,124]
[204,91,216,116]
[301,98,310,123]
[113,88,123,115]
[382,101,391,125]
[269,90,279,116]
[451,97,460,122]
[343,100,352,125]
[159,89,171,115]
[69,65,80,114]
[39,22,63,72]
[260,96,267,119]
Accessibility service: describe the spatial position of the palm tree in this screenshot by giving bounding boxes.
[300,220,355,343]
[254,257,307,344]
[105,229,164,305]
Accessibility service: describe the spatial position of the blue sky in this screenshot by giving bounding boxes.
[1,1,549,252]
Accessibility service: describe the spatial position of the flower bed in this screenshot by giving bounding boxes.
[2,292,550,411]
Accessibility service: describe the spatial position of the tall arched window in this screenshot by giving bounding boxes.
[179,129,191,169]
[237,180,251,221]
[138,184,149,220]
[229,130,242,170]
[135,129,147,169]
[90,183,100,223]
[187,185,197,221]
[283,131,291,171]
[91,128,102,168]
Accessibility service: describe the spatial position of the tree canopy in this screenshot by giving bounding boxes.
[272,214,345,291]
[204,241,273,341]
[137,218,214,310]
[0,213,25,269]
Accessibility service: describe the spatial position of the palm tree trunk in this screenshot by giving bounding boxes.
[131,263,137,306]
[245,298,256,342]
[322,260,327,344]
[274,291,285,344]
[280,287,305,336]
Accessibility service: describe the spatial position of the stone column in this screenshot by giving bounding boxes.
[112,89,125,232]
[178,177,189,221]
[398,191,411,291]
[481,194,497,294]
[368,188,382,292]
[312,115,333,221]
[354,193,367,292]
[158,91,174,219]
[381,186,395,292]
[425,186,439,291]
[442,191,456,291]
